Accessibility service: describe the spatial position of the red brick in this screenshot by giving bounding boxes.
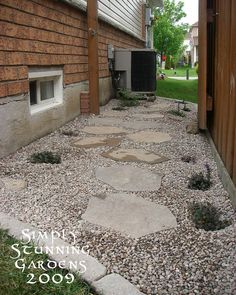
[6,80,28,96]
[0,83,8,98]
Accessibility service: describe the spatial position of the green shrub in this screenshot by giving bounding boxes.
[188,164,212,191]
[30,151,61,164]
[117,89,140,107]
[189,202,231,231]
[120,100,139,107]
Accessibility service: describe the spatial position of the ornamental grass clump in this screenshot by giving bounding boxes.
[188,164,212,191]
[189,202,231,231]
[30,151,61,164]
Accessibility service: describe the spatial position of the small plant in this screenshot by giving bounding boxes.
[61,130,77,137]
[167,109,186,117]
[120,99,139,107]
[112,106,126,111]
[189,202,231,231]
[183,106,191,112]
[181,155,196,164]
[30,151,61,164]
[117,89,140,107]
[188,164,212,191]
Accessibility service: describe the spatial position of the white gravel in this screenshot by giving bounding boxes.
[0,97,235,295]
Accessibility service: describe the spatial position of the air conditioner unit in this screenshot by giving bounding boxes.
[114,48,156,92]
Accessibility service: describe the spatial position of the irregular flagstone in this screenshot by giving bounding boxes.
[127,131,171,144]
[82,126,126,135]
[88,117,123,126]
[82,193,177,238]
[149,102,170,109]
[88,118,158,130]
[102,148,168,164]
[0,178,27,192]
[72,137,122,148]
[132,113,164,120]
[100,110,128,117]
[92,273,145,295]
[120,121,158,130]
[96,166,163,192]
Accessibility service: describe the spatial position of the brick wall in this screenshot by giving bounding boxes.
[0,0,145,98]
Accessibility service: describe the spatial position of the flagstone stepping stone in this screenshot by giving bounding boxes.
[132,113,164,120]
[96,166,163,192]
[88,118,157,130]
[127,131,171,144]
[82,193,177,238]
[88,117,122,126]
[100,110,128,117]
[0,178,27,192]
[149,102,170,109]
[102,148,168,164]
[82,126,126,135]
[121,121,158,130]
[72,137,122,148]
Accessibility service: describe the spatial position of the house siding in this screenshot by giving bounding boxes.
[0,0,145,158]
[0,0,144,98]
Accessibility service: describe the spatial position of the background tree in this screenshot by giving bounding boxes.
[153,0,188,69]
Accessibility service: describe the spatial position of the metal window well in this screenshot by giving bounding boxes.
[114,48,157,92]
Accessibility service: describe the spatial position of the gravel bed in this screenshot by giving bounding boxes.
[0,97,235,294]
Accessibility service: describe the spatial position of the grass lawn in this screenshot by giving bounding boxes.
[156,78,198,103]
[160,67,198,77]
[0,229,93,295]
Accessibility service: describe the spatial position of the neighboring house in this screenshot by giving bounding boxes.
[183,32,191,66]
[198,0,236,202]
[189,21,199,67]
[0,0,162,158]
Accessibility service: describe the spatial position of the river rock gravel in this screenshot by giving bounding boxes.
[0,97,235,295]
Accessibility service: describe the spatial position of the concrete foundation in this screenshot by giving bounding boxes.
[0,77,114,158]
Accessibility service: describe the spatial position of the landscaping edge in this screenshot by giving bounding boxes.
[0,212,144,295]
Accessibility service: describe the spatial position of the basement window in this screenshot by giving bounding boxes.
[29,68,63,114]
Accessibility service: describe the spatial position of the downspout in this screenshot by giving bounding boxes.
[87,0,100,114]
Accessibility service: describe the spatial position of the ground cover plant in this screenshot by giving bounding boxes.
[167,109,186,117]
[117,89,141,107]
[0,229,93,295]
[29,151,61,164]
[189,202,231,231]
[188,164,212,191]
[181,155,196,164]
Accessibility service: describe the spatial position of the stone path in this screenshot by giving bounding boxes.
[79,104,176,237]
[78,102,177,239]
